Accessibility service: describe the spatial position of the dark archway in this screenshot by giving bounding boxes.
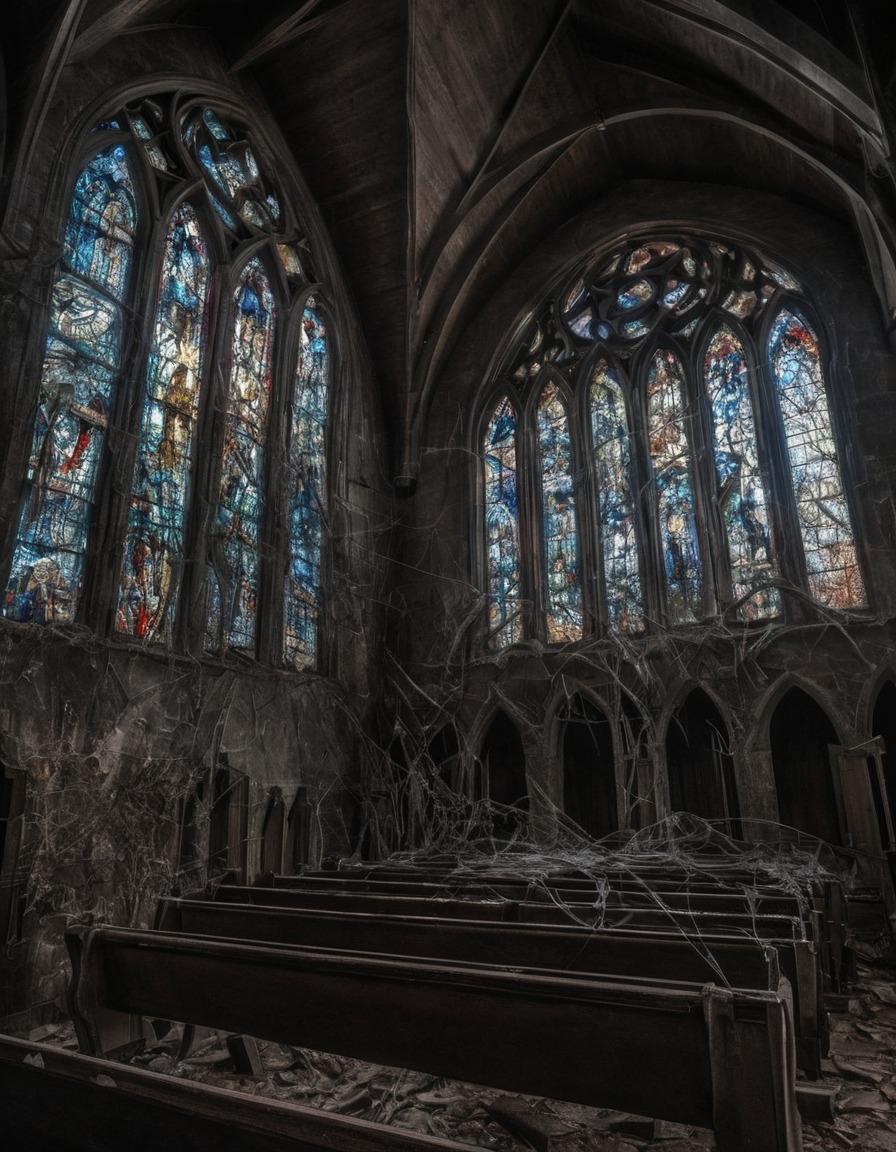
[261,788,286,875]
[428,725,460,791]
[666,690,741,837]
[770,688,841,843]
[560,694,618,839]
[480,712,528,837]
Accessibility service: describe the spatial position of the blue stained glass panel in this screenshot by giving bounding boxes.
[206,259,276,651]
[647,349,703,623]
[538,382,582,642]
[285,304,329,670]
[704,325,779,618]
[590,362,642,631]
[118,204,210,640]
[64,145,136,300]
[4,145,137,624]
[184,107,281,232]
[769,308,865,607]
[484,398,522,647]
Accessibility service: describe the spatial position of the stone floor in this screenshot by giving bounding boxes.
[26,960,896,1150]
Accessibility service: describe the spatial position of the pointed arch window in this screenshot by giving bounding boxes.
[590,361,642,631]
[537,379,582,642]
[206,259,276,652]
[703,323,778,618]
[769,307,865,607]
[286,302,329,670]
[119,202,210,640]
[647,348,702,624]
[4,96,337,671]
[480,234,866,647]
[483,397,522,648]
[5,144,137,624]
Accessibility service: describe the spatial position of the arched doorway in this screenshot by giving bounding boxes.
[560,694,618,839]
[480,711,528,837]
[770,688,841,844]
[666,689,741,837]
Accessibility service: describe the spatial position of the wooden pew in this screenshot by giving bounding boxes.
[311,866,849,991]
[66,924,803,1152]
[265,872,812,920]
[156,893,826,1076]
[202,882,809,940]
[0,1033,474,1152]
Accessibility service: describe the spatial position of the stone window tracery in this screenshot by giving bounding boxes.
[480,234,865,648]
[4,95,332,670]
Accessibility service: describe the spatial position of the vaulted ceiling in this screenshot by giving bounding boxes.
[3,0,895,481]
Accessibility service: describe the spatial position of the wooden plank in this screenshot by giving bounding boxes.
[0,1034,474,1152]
[65,925,802,1151]
[202,883,807,939]
[269,872,811,918]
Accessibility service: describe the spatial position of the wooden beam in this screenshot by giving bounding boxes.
[67,0,164,64]
[229,0,359,73]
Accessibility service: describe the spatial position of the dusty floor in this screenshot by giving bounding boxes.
[27,959,896,1150]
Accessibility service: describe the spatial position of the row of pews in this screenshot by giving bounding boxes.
[6,855,851,1151]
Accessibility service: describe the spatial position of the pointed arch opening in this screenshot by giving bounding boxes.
[560,694,618,839]
[666,689,741,837]
[480,711,528,837]
[770,687,841,843]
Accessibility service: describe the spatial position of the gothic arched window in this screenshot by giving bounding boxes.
[480,235,865,648]
[5,96,334,670]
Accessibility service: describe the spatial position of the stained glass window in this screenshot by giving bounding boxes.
[703,325,779,618]
[647,349,703,624]
[4,144,137,624]
[484,398,522,647]
[286,303,329,669]
[538,382,582,642]
[206,259,276,652]
[483,234,864,649]
[590,362,642,631]
[769,307,864,607]
[118,203,210,640]
[6,95,334,668]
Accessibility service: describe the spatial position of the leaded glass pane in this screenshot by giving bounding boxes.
[206,259,276,652]
[118,204,210,640]
[484,398,522,647]
[538,382,582,642]
[704,325,779,618]
[647,349,703,623]
[285,304,328,670]
[182,107,282,233]
[64,145,136,300]
[590,362,642,631]
[770,308,865,607]
[4,145,137,624]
